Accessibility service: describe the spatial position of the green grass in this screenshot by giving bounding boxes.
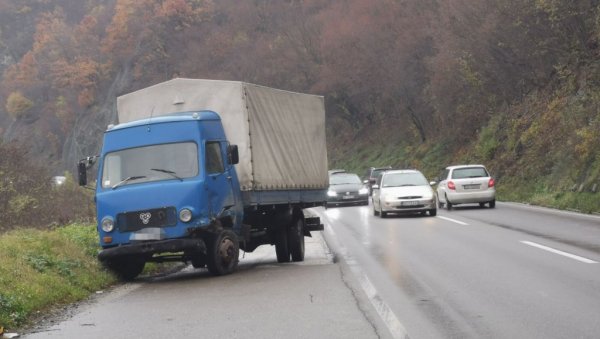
[0,224,115,329]
[0,223,185,331]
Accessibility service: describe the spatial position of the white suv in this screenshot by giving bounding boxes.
[436,165,496,209]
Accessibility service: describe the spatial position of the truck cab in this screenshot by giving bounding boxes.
[82,111,243,279]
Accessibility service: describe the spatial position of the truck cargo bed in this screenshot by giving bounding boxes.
[242,189,326,207]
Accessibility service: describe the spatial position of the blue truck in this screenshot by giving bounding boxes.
[78,79,328,280]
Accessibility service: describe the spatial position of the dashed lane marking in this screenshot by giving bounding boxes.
[436,215,469,225]
[521,241,598,264]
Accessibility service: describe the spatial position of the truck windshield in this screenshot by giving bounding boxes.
[102,142,198,188]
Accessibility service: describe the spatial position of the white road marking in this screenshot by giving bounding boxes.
[501,202,600,221]
[322,214,409,339]
[436,215,469,225]
[521,241,598,264]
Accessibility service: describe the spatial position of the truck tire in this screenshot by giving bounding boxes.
[102,256,145,281]
[288,217,305,262]
[190,252,206,269]
[275,225,290,263]
[207,229,239,276]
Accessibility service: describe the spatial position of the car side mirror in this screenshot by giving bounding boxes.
[430,181,437,186]
[77,161,87,186]
[363,180,369,184]
[372,184,379,190]
[77,156,98,187]
[228,144,239,165]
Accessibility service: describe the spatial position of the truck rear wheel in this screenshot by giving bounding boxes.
[275,225,290,263]
[288,217,305,262]
[102,255,145,281]
[207,229,239,276]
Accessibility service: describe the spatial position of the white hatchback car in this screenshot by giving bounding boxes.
[436,165,496,209]
[372,170,437,217]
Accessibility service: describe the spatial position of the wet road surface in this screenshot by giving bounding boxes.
[316,201,600,339]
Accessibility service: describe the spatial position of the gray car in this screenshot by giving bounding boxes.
[363,166,392,196]
[327,172,369,207]
[436,165,496,209]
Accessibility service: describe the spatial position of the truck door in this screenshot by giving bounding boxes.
[205,141,236,218]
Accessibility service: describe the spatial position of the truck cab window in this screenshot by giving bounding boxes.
[206,141,224,174]
[101,142,198,188]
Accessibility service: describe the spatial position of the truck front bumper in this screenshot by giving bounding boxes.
[98,238,206,261]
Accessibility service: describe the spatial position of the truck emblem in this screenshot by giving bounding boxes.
[140,212,152,225]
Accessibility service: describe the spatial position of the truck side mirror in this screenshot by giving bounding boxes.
[228,145,239,165]
[78,161,87,186]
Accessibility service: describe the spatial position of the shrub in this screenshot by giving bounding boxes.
[5,92,34,120]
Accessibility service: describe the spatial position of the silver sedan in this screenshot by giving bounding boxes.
[372,169,437,217]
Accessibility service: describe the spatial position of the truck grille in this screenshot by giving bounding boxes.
[117,207,177,232]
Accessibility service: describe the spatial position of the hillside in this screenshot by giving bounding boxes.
[0,0,598,212]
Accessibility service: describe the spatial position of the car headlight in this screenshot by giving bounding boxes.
[101,217,114,233]
[327,190,338,197]
[359,187,369,195]
[179,208,193,222]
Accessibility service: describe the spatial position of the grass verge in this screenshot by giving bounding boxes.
[0,223,115,330]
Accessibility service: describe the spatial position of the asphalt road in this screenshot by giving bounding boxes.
[316,201,600,339]
[22,201,600,339]
[23,231,392,339]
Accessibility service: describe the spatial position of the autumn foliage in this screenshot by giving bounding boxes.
[0,0,598,201]
[0,142,94,232]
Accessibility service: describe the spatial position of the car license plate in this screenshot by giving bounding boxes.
[401,201,419,206]
[342,195,355,199]
[463,184,480,189]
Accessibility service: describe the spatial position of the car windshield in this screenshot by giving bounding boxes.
[329,173,362,185]
[452,167,489,179]
[382,172,428,187]
[102,142,198,188]
[371,169,387,178]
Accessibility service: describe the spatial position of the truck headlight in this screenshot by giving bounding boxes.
[101,217,114,232]
[179,208,192,222]
[327,190,337,197]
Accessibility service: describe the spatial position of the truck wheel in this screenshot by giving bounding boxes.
[102,256,145,281]
[275,225,290,263]
[288,217,305,262]
[207,229,239,276]
[190,252,206,269]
